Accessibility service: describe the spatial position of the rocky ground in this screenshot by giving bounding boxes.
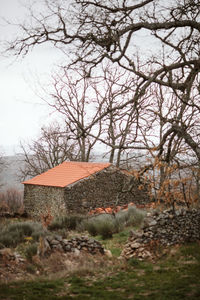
[0,244,109,283]
[0,207,200,283]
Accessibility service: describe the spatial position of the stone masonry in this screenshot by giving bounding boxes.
[64,167,150,214]
[24,166,150,219]
[121,208,200,260]
[24,185,66,219]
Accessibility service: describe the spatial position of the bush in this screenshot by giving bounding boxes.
[0,188,23,213]
[79,206,146,239]
[48,214,85,231]
[0,200,9,213]
[81,215,119,239]
[84,219,115,239]
[115,210,129,227]
[97,221,115,239]
[112,217,125,233]
[24,243,38,261]
[47,217,63,231]
[65,215,85,230]
[85,220,99,236]
[126,206,146,227]
[0,221,48,248]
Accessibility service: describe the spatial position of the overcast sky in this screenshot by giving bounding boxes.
[0,0,158,157]
[0,0,64,156]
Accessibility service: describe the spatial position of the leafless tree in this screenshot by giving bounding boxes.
[96,64,151,166]
[43,63,153,166]
[18,123,80,180]
[0,150,7,189]
[4,0,200,161]
[137,82,200,204]
[0,154,4,170]
[45,66,104,162]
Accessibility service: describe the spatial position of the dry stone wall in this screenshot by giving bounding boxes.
[142,208,200,245]
[37,235,104,257]
[121,208,200,260]
[64,167,150,214]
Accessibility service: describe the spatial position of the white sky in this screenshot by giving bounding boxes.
[0,0,159,156]
[0,0,64,155]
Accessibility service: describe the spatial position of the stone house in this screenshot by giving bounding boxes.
[22,161,149,219]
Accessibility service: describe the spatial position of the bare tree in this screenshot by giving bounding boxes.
[18,123,80,180]
[43,63,153,166]
[95,64,151,166]
[0,154,4,170]
[0,150,7,189]
[4,0,200,161]
[137,82,200,206]
[45,66,104,161]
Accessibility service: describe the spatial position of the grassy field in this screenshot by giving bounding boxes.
[0,230,200,300]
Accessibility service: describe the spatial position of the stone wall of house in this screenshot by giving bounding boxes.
[24,185,66,219]
[64,167,150,214]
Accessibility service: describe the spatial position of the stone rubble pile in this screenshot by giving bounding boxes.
[121,208,200,260]
[38,235,105,257]
[0,248,25,263]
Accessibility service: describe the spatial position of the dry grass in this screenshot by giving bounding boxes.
[37,251,119,280]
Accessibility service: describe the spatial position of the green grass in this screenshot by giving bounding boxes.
[0,243,199,299]
[0,279,64,300]
[95,228,130,256]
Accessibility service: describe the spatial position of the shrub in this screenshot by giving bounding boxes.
[126,206,146,227]
[112,217,125,233]
[24,243,38,261]
[31,229,48,241]
[0,200,9,213]
[0,221,48,248]
[97,221,115,239]
[64,214,85,230]
[78,206,146,239]
[48,214,85,231]
[84,220,99,236]
[115,210,129,227]
[82,216,119,239]
[47,217,63,231]
[0,188,23,213]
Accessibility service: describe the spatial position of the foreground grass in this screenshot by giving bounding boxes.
[0,242,200,299]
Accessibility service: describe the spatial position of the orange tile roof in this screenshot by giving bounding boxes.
[22,161,111,188]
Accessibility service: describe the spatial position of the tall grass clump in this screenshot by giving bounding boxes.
[0,221,48,248]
